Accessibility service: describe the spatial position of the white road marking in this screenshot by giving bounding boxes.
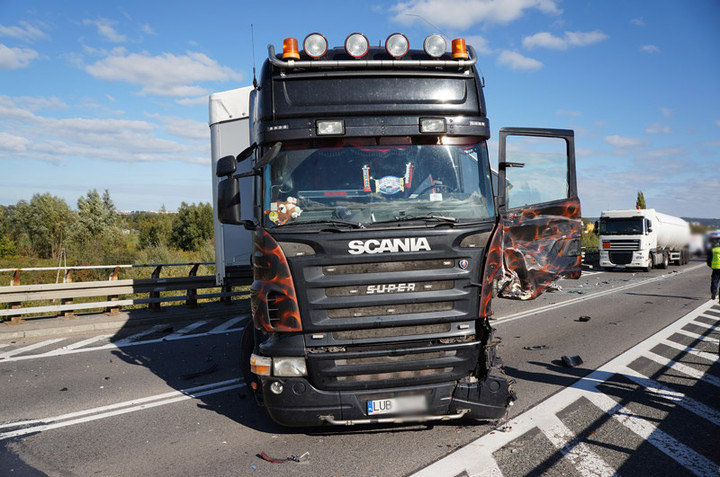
[0,379,244,441]
[619,365,720,425]
[535,412,616,476]
[61,335,111,351]
[661,338,719,363]
[580,270,604,276]
[0,338,66,359]
[112,324,168,345]
[0,321,244,363]
[0,344,9,349]
[493,264,705,325]
[164,320,208,338]
[686,319,719,331]
[644,352,720,388]
[673,329,719,344]
[413,299,717,477]
[209,315,247,333]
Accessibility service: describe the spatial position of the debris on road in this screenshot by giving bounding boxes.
[523,345,549,350]
[181,363,218,380]
[567,290,585,294]
[561,355,584,367]
[258,451,310,463]
[59,387,68,392]
[576,316,591,322]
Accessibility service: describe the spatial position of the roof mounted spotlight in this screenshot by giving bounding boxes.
[345,32,369,58]
[385,33,409,58]
[303,33,328,58]
[423,33,447,58]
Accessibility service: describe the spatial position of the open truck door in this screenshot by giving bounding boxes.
[495,127,582,300]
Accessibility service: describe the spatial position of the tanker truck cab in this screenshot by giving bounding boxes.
[212,33,583,426]
[597,209,691,271]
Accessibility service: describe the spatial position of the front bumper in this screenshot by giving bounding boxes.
[260,370,513,427]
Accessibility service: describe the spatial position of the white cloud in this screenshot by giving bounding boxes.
[640,44,660,54]
[0,21,47,42]
[140,24,156,35]
[83,18,127,43]
[0,95,66,111]
[604,135,645,148]
[660,107,673,118]
[176,96,208,106]
[0,96,208,164]
[0,132,30,152]
[85,50,241,97]
[0,43,38,69]
[391,0,561,30]
[464,35,492,55]
[645,122,671,134]
[497,50,542,71]
[523,30,608,50]
[631,17,645,26]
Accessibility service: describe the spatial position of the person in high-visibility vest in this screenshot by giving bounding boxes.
[708,237,720,301]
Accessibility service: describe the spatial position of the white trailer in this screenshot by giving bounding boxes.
[209,86,254,285]
[597,208,690,271]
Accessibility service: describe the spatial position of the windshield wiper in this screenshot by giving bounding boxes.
[277,219,364,229]
[373,215,458,225]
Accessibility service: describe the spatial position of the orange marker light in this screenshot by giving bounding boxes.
[282,38,300,59]
[452,38,468,59]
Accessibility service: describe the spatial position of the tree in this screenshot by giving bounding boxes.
[6,193,73,258]
[72,189,118,241]
[636,191,646,209]
[138,212,173,248]
[170,202,214,251]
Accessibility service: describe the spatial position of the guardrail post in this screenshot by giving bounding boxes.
[106,266,120,315]
[61,269,75,319]
[6,269,25,325]
[149,265,163,312]
[185,263,200,308]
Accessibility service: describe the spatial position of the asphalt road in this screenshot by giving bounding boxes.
[1,259,717,476]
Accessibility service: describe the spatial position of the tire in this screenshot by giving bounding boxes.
[659,251,669,269]
[239,319,258,389]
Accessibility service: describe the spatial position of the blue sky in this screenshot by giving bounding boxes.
[1,0,718,217]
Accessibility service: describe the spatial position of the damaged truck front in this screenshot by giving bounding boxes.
[210,33,583,426]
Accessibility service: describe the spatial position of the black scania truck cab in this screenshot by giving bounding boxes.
[212,33,582,426]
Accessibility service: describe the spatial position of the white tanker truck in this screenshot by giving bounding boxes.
[597,209,690,271]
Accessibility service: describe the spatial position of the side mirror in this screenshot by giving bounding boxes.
[216,155,237,178]
[217,176,242,225]
[646,219,653,233]
[594,221,599,232]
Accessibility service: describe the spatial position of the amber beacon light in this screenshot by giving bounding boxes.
[282,38,300,59]
[451,38,469,59]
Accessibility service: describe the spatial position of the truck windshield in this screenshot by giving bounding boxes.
[262,136,494,228]
[599,218,644,235]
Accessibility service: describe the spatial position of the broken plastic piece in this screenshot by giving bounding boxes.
[259,451,288,463]
[576,316,591,322]
[561,355,584,367]
[523,345,549,350]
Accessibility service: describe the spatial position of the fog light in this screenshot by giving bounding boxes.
[423,33,447,58]
[345,33,369,58]
[272,357,307,377]
[385,33,409,58]
[303,33,328,58]
[316,120,344,135]
[250,354,271,376]
[270,381,284,394]
[420,118,446,133]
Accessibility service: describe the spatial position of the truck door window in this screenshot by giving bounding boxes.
[505,136,568,209]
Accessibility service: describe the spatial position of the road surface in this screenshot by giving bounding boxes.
[1,260,717,476]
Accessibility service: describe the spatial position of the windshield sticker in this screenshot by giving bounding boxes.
[265,197,303,225]
[404,162,413,188]
[375,176,405,195]
[362,165,371,192]
[429,192,443,202]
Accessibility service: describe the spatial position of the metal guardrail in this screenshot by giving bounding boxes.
[0,263,252,325]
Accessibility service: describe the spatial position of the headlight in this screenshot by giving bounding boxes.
[345,32,369,58]
[385,33,409,58]
[423,33,447,58]
[273,357,307,377]
[250,354,272,376]
[420,117,446,133]
[316,119,344,135]
[303,33,328,58]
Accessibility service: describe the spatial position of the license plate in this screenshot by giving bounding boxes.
[367,395,427,416]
